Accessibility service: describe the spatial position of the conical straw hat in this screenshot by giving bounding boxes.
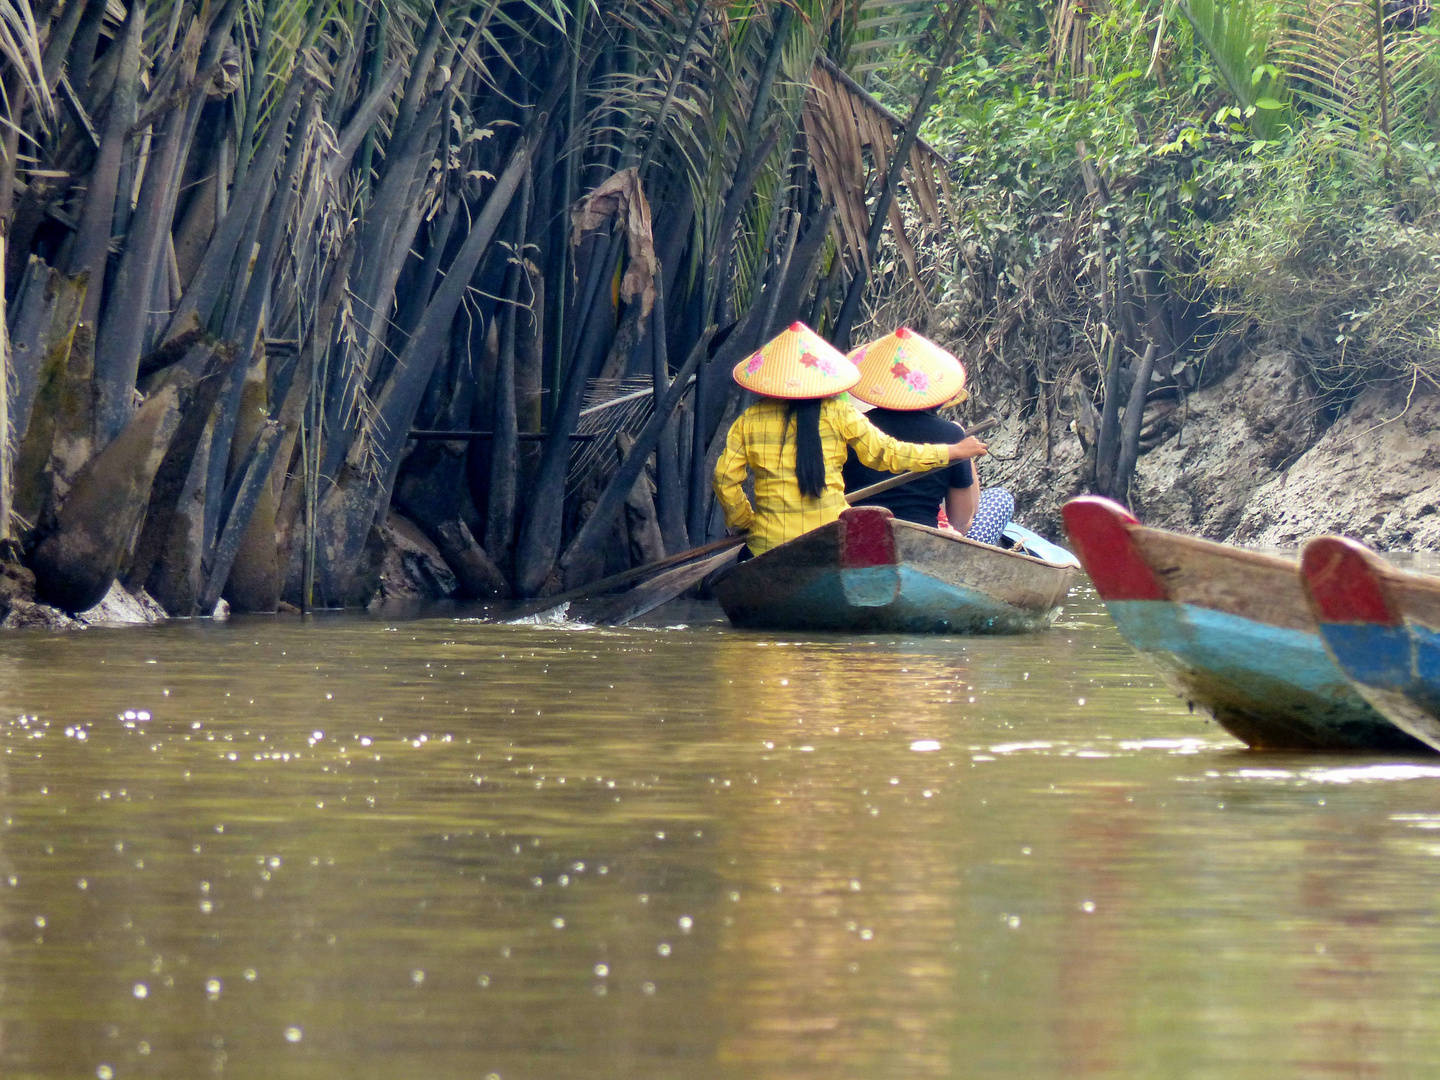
[848,327,967,410]
[732,322,860,399]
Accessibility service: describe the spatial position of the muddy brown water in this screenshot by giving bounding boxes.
[3,582,1440,1080]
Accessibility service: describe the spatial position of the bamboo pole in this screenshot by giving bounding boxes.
[485,167,531,564]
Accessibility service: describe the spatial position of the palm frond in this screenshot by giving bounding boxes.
[1273,0,1440,146]
[1178,0,1292,135]
[802,53,952,288]
[0,0,54,124]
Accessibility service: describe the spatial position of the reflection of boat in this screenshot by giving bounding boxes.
[1300,537,1440,752]
[1061,496,1429,752]
[713,505,1078,634]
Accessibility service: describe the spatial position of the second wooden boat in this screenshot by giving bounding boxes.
[713,505,1078,634]
[1300,537,1440,752]
[1061,496,1430,752]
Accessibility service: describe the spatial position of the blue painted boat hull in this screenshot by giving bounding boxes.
[731,564,1059,634]
[714,509,1077,635]
[1317,621,1440,750]
[1062,497,1428,752]
[1105,599,1425,752]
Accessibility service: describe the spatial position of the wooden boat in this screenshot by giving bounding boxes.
[1061,496,1430,753]
[712,505,1078,634]
[1300,537,1440,752]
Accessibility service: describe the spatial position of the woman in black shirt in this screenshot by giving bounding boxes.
[842,328,1014,544]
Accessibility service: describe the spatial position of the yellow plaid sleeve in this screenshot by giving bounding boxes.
[833,399,950,473]
[713,412,754,532]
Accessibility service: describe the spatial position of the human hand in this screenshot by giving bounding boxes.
[948,436,988,460]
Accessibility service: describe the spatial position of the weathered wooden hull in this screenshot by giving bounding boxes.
[1062,496,1429,753]
[1301,537,1440,752]
[714,506,1077,634]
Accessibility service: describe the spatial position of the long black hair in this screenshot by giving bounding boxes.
[785,398,826,499]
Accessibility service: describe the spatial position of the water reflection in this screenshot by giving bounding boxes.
[0,598,1435,1078]
[707,640,964,1079]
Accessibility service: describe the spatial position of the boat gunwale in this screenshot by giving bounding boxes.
[1129,524,1297,582]
[1063,495,1304,621]
[888,515,1078,572]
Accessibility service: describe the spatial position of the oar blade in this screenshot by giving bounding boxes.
[589,548,742,626]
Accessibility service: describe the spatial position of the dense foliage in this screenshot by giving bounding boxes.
[865,0,1440,500]
[0,0,968,614]
[1,0,1436,616]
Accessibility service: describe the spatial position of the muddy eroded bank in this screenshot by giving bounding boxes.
[7,343,1437,630]
[982,347,1440,552]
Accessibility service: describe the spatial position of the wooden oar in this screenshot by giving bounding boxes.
[588,546,744,625]
[503,535,745,622]
[505,415,1001,625]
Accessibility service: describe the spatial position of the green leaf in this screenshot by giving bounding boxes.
[1253,96,1284,110]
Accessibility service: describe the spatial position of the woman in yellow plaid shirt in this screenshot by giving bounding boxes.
[713,324,988,556]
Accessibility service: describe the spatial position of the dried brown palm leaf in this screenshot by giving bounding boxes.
[806,66,864,253]
[571,167,659,320]
[801,53,952,293]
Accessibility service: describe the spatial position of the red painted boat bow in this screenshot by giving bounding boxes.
[1300,536,1402,627]
[839,506,897,569]
[1060,496,1167,601]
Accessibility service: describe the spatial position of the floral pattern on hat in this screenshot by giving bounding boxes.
[849,328,965,410]
[731,322,859,399]
[800,350,842,377]
[890,358,928,392]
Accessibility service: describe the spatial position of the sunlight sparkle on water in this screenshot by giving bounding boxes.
[4,592,1440,1079]
[1306,764,1440,784]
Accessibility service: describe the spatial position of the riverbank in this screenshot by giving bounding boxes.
[978,342,1440,552]
[0,563,182,629]
[7,332,1437,631]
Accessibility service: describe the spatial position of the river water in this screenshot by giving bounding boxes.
[1,585,1440,1080]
